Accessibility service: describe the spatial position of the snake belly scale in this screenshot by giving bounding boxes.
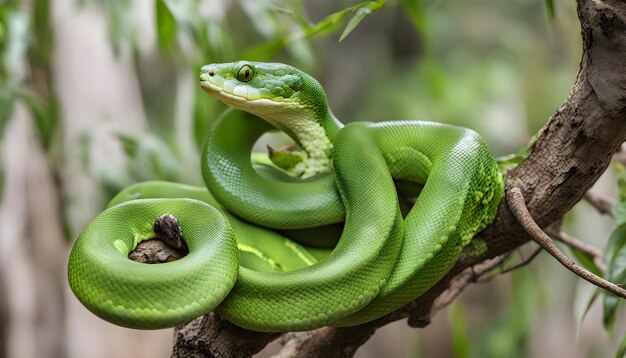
[67,61,503,332]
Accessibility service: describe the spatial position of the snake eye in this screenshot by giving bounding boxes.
[236,65,254,83]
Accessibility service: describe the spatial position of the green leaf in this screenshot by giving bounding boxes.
[399,0,427,35]
[603,223,626,332]
[302,1,385,40]
[481,269,535,357]
[278,1,311,29]
[570,246,604,277]
[33,0,51,39]
[155,0,177,51]
[615,164,626,202]
[497,140,530,174]
[449,304,469,358]
[114,130,182,181]
[574,287,599,331]
[303,7,352,38]
[0,18,5,41]
[613,202,626,226]
[0,90,16,138]
[497,153,525,174]
[544,0,556,21]
[117,132,138,158]
[605,224,626,262]
[3,9,29,75]
[32,0,53,66]
[604,293,619,332]
[339,2,382,42]
[0,148,4,200]
[17,89,57,148]
[78,133,91,169]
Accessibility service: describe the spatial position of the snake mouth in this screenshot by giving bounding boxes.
[200,80,271,109]
[199,69,262,103]
[199,79,295,111]
[200,80,245,102]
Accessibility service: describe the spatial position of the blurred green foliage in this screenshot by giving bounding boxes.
[445,269,540,358]
[604,165,626,342]
[0,0,57,151]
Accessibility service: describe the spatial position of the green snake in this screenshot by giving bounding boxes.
[68,61,504,332]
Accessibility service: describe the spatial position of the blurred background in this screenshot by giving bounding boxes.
[0,0,623,357]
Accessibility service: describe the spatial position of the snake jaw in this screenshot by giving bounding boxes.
[201,80,278,107]
[200,79,248,105]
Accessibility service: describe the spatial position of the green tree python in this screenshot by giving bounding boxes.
[67,61,504,332]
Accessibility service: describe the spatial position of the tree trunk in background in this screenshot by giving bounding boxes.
[52,0,173,357]
[0,0,169,357]
[0,108,63,358]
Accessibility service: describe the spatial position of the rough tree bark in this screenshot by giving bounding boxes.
[162,0,626,356]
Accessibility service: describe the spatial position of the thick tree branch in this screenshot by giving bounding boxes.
[172,314,279,358]
[167,0,626,356]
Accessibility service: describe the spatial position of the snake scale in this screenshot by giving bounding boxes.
[68,61,504,332]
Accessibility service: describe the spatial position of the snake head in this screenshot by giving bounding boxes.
[200,61,339,178]
[199,61,329,121]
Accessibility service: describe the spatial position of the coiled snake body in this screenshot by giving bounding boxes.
[68,61,503,332]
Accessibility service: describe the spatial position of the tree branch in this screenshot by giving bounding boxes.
[547,228,607,272]
[168,0,626,356]
[490,246,542,277]
[172,314,279,358]
[583,190,616,216]
[507,187,626,298]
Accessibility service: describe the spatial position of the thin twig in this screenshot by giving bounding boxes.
[430,255,509,310]
[583,191,615,216]
[546,229,607,273]
[548,230,603,259]
[499,247,543,275]
[507,187,626,299]
[472,247,542,284]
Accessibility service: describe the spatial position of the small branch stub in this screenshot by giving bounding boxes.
[128,214,189,264]
[154,214,189,253]
[583,191,615,217]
